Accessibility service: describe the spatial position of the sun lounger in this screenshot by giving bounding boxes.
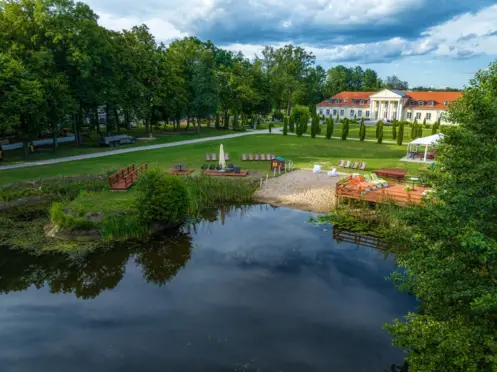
[351,161,359,169]
[234,166,241,174]
[255,154,259,160]
[224,153,229,161]
[344,160,351,168]
[205,153,211,161]
[242,154,247,161]
[266,154,271,160]
[363,174,382,188]
[271,154,276,159]
[371,173,388,187]
[359,162,367,170]
[261,154,266,160]
[338,160,345,167]
[211,153,216,161]
[248,154,253,161]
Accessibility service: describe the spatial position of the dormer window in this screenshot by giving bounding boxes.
[327,99,332,104]
[418,101,424,107]
[428,100,434,106]
[335,99,340,104]
[360,100,365,105]
[409,101,416,106]
[352,100,356,104]
[344,99,348,103]
[443,101,448,105]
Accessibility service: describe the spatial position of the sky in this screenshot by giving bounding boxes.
[81,0,497,89]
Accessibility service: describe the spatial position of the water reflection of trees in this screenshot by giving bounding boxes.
[0,232,192,299]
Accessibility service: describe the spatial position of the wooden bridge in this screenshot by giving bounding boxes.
[333,228,389,250]
[108,163,148,191]
[336,176,430,206]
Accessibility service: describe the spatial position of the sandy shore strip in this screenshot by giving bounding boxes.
[252,169,343,213]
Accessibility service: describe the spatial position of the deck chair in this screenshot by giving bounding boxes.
[351,161,359,169]
[211,153,217,161]
[266,154,271,160]
[359,162,367,170]
[371,173,388,187]
[363,174,382,188]
[261,154,266,160]
[205,153,211,161]
[255,154,259,160]
[344,160,351,168]
[248,154,254,161]
[224,153,229,161]
[338,160,345,167]
[242,154,247,161]
[271,154,276,159]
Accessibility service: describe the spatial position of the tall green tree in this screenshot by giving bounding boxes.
[341,118,349,140]
[392,120,397,140]
[377,121,384,144]
[283,116,288,135]
[397,121,404,145]
[359,118,366,141]
[386,61,497,372]
[326,117,334,139]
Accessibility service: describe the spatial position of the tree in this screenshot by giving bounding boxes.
[359,118,366,141]
[385,75,409,90]
[215,114,220,129]
[326,117,334,139]
[417,125,423,138]
[377,121,384,144]
[223,113,229,129]
[289,116,295,132]
[310,115,319,138]
[283,117,288,135]
[411,119,418,139]
[341,118,349,140]
[291,105,310,137]
[385,61,497,371]
[397,121,404,145]
[392,120,397,140]
[432,118,440,135]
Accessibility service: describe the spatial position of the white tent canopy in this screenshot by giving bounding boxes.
[406,134,444,162]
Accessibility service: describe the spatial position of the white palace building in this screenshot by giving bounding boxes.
[316,89,462,124]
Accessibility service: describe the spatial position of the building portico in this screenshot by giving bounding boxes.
[369,89,408,121]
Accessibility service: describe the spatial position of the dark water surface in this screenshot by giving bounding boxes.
[0,205,414,372]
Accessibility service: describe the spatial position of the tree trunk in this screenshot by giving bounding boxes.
[95,107,102,135]
[105,104,111,135]
[114,108,121,133]
[52,121,58,153]
[197,117,201,134]
[186,117,190,131]
[286,88,293,117]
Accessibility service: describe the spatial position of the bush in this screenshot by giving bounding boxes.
[326,117,334,139]
[223,114,229,129]
[292,105,310,137]
[272,111,284,121]
[377,121,384,144]
[359,118,366,141]
[392,120,397,140]
[341,119,349,140]
[310,115,319,138]
[134,169,190,225]
[215,114,220,129]
[397,121,404,146]
[289,116,295,132]
[283,117,288,135]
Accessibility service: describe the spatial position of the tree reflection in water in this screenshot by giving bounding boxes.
[0,232,192,299]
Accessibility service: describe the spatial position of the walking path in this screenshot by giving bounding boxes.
[0,129,268,171]
[0,127,398,171]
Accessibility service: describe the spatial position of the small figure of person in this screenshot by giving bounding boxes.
[29,143,35,154]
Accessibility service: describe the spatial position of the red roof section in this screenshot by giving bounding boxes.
[316,92,375,107]
[317,90,462,110]
[402,91,462,110]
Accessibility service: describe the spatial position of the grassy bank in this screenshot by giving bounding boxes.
[0,134,427,186]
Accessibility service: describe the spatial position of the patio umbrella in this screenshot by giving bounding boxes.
[219,144,225,169]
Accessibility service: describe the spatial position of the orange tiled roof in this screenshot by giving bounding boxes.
[316,92,375,107]
[402,91,462,110]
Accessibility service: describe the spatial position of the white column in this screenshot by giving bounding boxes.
[397,100,402,120]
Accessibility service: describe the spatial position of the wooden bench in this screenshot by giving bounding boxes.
[373,168,408,182]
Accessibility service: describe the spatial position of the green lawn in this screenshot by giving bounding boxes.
[0,134,427,186]
[319,123,432,142]
[2,126,233,165]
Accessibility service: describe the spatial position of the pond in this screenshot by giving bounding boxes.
[0,204,414,372]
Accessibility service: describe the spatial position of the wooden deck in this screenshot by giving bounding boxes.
[336,180,430,206]
[167,169,194,175]
[109,163,148,190]
[203,170,249,177]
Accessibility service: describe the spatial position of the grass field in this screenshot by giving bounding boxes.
[1,126,235,165]
[0,134,428,186]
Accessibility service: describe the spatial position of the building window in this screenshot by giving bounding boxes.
[350,110,354,117]
[352,99,356,104]
[418,101,424,107]
[428,101,434,106]
[340,109,344,116]
[407,112,412,119]
[360,100,365,105]
[326,109,330,115]
[336,99,340,104]
[426,113,431,120]
[416,112,421,119]
[365,111,370,118]
[409,101,415,106]
[319,109,323,115]
[358,110,362,117]
[344,100,348,103]
[333,109,337,116]
[327,99,332,104]
[393,112,397,119]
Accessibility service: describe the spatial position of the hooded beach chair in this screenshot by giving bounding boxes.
[338,160,345,167]
[344,160,351,168]
[205,153,211,161]
[211,153,216,161]
[359,162,367,170]
[248,154,254,161]
[261,154,266,160]
[255,154,259,160]
[351,161,359,169]
[242,154,247,161]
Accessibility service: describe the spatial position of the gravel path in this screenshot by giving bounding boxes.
[253,169,342,213]
[0,129,269,171]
